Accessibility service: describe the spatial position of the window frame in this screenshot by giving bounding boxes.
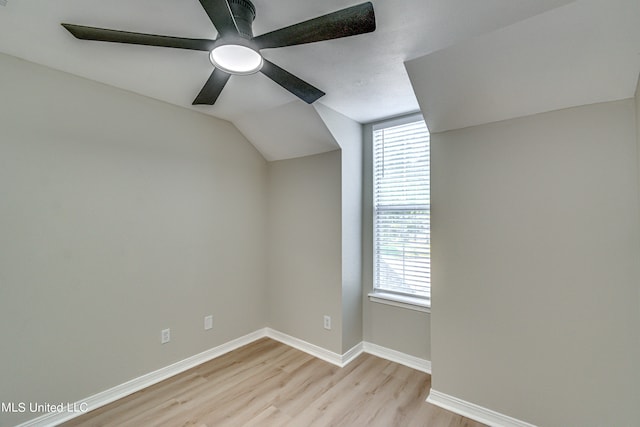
[368,113,431,312]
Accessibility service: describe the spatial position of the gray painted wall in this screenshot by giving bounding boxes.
[266,151,343,354]
[265,102,366,355]
[636,77,640,383]
[361,122,431,361]
[430,99,640,426]
[315,104,364,354]
[0,53,268,426]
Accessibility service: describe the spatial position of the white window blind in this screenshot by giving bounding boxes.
[373,118,430,302]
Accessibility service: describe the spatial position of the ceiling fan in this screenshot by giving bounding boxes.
[61,0,376,106]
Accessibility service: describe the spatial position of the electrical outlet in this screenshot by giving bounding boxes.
[204,315,213,330]
[161,328,170,344]
[323,315,331,330]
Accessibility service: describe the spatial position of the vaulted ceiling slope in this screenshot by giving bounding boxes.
[0,0,574,160]
[407,0,640,133]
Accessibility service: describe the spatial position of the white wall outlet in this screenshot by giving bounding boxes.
[204,315,213,330]
[323,315,331,330]
[161,328,170,344]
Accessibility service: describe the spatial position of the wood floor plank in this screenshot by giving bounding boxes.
[270,358,339,417]
[62,339,486,427]
[286,355,393,427]
[244,405,293,427]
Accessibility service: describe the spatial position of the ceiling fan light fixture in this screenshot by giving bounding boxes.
[209,43,262,75]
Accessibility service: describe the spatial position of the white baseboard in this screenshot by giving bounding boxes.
[17,328,430,427]
[16,329,267,427]
[362,341,431,373]
[342,341,365,366]
[264,327,364,367]
[263,329,431,373]
[426,389,537,427]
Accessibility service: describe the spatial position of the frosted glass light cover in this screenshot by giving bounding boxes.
[210,45,263,75]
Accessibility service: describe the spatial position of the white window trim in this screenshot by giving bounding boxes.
[371,112,425,132]
[368,291,430,313]
[370,112,431,311]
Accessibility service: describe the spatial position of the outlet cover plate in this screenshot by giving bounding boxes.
[161,328,170,344]
[204,315,213,330]
[323,315,331,330]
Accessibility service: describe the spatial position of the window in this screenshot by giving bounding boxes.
[371,116,430,309]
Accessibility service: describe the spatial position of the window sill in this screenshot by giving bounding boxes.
[368,292,430,313]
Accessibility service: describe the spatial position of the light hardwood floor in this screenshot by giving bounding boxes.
[62,338,486,427]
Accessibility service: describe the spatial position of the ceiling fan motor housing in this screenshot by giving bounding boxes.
[228,0,256,38]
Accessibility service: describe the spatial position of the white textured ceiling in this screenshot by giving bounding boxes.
[234,102,340,161]
[0,0,577,159]
[406,0,640,133]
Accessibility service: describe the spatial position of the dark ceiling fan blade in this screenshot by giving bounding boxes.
[198,0,239,37]
[61,23,215,51]
[193,68,231,105]
[260,59,325,104]
[253,2,375,50]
